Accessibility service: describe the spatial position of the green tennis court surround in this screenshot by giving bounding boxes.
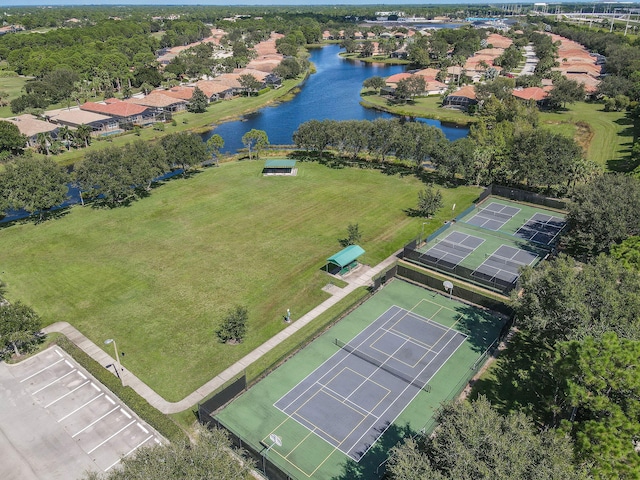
[214,279,506,480]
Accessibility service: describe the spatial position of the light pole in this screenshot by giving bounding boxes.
[104,338,124,386]
[421,222,429,244]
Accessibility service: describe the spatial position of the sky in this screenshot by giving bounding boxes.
[5,0,588,6]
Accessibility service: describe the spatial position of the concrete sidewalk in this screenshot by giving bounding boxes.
[44,252,399,414]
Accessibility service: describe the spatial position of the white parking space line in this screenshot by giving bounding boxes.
[87,420,136,454]
[78,372,87,380]
[19,358,65,383]
[45,380,91,408]
[137,423,148,434]
[32,369,77,394]
[57,393,105,422]
[72,406,120,438]
[55,349,63,357]
[91,382,101,391]
[120,409,131,419]
[64,360,74,368]
[105,396,115,405]
[104,434,154,472]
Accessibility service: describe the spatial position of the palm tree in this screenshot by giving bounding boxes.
[58,126,73,150]
[36,132,52,155]
[75,124,92,148]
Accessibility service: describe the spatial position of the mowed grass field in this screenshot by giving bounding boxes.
[0,160,481,401]
[0,73,28,118]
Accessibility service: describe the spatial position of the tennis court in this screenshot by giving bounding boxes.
[274,305,466,461]
[456,197,567,247]
[410,222,547,293]
[214,280,505,480]
[514,212,566,245]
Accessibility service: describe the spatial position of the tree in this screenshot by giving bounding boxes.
[58,125,73,151]
[187,86,208,113]
[0,302,41,358]
[554,333,640,479]
[565,174,640,257]
[547,78,585,109]
[395,76,426,102]
[74,124,92,148]
[216,305,248,344]
[241,129,269,160]
[360,40,374,58]
[293,119,335,158]
[610,236,640,270]
[161,132,209,175]
[387,397,584,480]
[0,120,27,158]
[206,134,224,164]
[339,223,362,247]
[415,187,443,218]
[82,426,253,480]
[0,156,69,220]
[273,57,301,80]
[513,254,640,344]
[363,76,386,92]
[475,77,515,103]
[75,146,136,205]
[238,74,261,97]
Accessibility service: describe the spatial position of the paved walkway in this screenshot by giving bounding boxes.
[44,252,400,414]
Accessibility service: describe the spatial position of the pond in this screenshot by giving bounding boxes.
[203,44,469,153]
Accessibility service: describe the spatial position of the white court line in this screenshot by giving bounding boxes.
[87,419,136,454]
[104,435,154,472]
[348,330,466,460]
[45,380,91,408]
[72,406,119,438]
[19,358,65,383]
[32,369,77,394]
[57,393,105,422]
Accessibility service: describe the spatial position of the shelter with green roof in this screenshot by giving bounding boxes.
[263,159,297,176]
[326,245,365,275]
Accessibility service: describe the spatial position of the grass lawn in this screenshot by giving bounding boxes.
[0,74,28,118]
[0,160,481,402]
[362,92,635,170]
[539,102,636,171]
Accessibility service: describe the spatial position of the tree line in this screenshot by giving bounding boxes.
[293,116,591,195]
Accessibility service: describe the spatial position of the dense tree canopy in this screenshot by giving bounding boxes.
[0,156,69,219]
[83,427,253,480]
[0,302,41,358]
[514,254,640,344]
[565,174,640,257]
[0,120,27,159]
[388,396,585,480]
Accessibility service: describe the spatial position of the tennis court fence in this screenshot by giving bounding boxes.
[334,339,431,393]
[402,247,516,294]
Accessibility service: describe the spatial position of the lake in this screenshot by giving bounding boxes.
[203,44,469,153]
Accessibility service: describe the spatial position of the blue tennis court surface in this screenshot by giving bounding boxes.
[465,202,521,231]
[274,305,466,461]
[515,213,566,245]
[420,231,485,269]
[472,244,538,289]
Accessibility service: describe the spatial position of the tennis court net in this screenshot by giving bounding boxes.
[479,208,512,221]
[437,239,473,254]
[486,254,527,269]
[334,339,431,392]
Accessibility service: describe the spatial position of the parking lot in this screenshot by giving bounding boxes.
[0,347,163,480]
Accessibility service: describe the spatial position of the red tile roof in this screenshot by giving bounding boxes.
[512,87,549,101]
[80,100,148,117]
[385,72,413,84]
[451,85,477,100]
[486,33,512,49]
